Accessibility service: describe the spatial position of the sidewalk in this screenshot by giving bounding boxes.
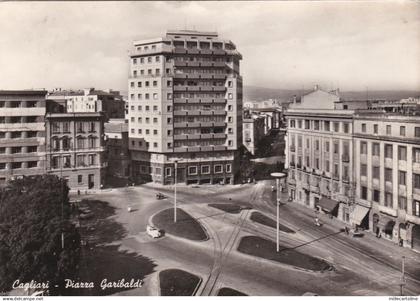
[285,200,420,272]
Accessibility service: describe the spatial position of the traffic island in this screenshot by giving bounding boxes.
[217,287,248,296]
[152,208,209,241]
[250,211,295,233]
[237,236,332,272]
[159,269,201,296]
[208,203,252,214]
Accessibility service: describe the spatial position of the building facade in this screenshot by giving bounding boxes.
[285,87,355,224]
[127,30,243,185]
[0,90,47,185]
[49,88,125,120]
[104,119,131,179]
[45,112,106,190]
[243,114,265,155]
[353,112,420,251]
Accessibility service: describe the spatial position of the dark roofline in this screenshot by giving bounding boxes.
[0,90,47,96]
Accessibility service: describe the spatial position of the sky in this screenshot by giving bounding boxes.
[0,1,419,93]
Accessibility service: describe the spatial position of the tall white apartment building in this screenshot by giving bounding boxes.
[127,30,243,185]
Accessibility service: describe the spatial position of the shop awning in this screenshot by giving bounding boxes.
[350,205,370,225]
[317,197,339,213]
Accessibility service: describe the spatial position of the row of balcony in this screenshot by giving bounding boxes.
[173,121,227,129]
[173,98,227,104]
[173,145,228,153]
[173,133,227,140]
[173,110,226,117]
[173,73,227,80]
[173,85,227,92]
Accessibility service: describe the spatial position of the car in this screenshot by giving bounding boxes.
[146,225,162,238]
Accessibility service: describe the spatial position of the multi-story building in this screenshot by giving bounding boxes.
[285,86,356,224]
[49,88,125,120]
[104,119,130,180]
[243,113,265,155]
[44,111,106,190]
[0,90,47,185]
[127,30,243,185]
[353,111,420,251]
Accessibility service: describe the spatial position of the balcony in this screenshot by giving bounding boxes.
[213,133,227,139]
[342,154,350,162]
[213,145,227,151]
[173,111,188,116]
[290,145,296,152]
[213,122,227,127]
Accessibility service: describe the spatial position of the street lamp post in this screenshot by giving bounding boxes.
[174,160,178,223]
[271,172,286,253]
[400,255,406,296]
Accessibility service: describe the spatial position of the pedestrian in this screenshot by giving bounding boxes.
[344,227,349,235]
[376,227,380,238]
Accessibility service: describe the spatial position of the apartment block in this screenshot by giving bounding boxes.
[0,90,47,185]
[104,119,131,179]
[353,112,420,251]
[285,87,355,224]
[127,30,243,185]
[44,112,106,190]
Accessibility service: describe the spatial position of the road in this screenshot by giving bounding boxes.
[73,181,420,296]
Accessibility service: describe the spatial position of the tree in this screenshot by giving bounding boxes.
[0,175,80,295]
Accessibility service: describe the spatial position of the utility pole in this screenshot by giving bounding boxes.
[174,160,178,223]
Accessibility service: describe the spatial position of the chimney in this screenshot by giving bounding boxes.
[314,84,319,91]
[293,95,297,104]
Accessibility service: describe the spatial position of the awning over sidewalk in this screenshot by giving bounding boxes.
[350,205,370,225]
[317,197,338,213]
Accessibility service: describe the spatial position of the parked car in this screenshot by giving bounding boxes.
[146,225,162,238]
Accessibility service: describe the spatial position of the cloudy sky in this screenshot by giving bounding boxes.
[0,1,419,93]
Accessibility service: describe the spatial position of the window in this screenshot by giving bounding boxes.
[153,118,158,123]
[414,148,420,163]
[155,56,160,62]
[11,132,21,139]
[165,167,171,177]
[147,57,152,63]
[415,127,420,138]
[385,168,393,182]
[399,171,406,186]
[361,123,366,133]
[11,147,21,154]
[153,130,158,135]
[11,162,22,169]
[398,146,407,161]
[290,120,296,128]
[361,164,367,176]
[414,173,420,189]
[0,147,5,154]
[324,121,330,131]
[305,120,310,129]
[228,93,233,99]
[385,144,393,158]
[333,142,339,154]
[361,186,368,200]
[373,124,378,134]
[315,140,319,151]
[226,164,232,173]
[400,126,406,136]
[146,129,150,134]
[153,81,157,87]
[153,93,158,100]
[325,160,330,172]
[88,154,95,166]
[414,201,420,217]
[372,143,380,156]
[386,125,391,135]
[298,136,302,147]
[153,142,158,148]
[360,141,367,154]
[153,105,158,111]
[334,122,339,132]
[214,165,223,173]
[77,122,84,133]
[372,166,380,179]
[201,165,210,174]
[0,163,6,170]
[373,190,380,202]
[167,80,172,87]
[398,196,407,211]
[325,141,330,152]
[343,123,349,133]
[385,192,393,207]
[138,129,142,134]
[188,166,198,175]
[145,93,150,100]
[78,175,83,184]
[298,120,302,128]
[0,132,5,139]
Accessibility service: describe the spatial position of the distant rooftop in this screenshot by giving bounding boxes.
[166,29,218,37]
